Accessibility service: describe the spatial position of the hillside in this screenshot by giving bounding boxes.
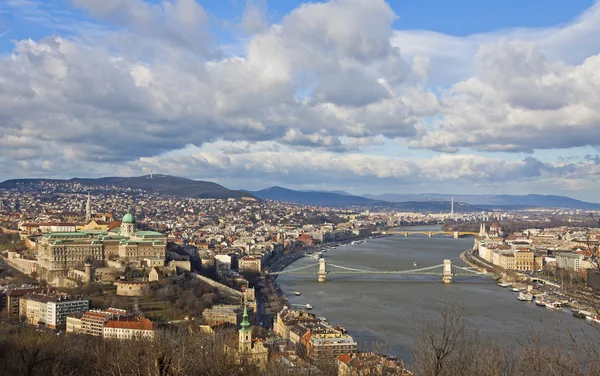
[251,186,377,206]
[364,193,600,210]
[0,175,253,199]
[250,186,479,211]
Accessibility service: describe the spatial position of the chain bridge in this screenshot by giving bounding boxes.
[267,258,486,283]
[386,230,480,238]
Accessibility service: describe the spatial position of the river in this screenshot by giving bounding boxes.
[277,225,600,361]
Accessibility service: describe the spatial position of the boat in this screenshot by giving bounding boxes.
[545,301,562,310]
[497,282,510,287]
[535,297,547,307]
[294,291,301,296]
[510,287,520,292]
[573,310,593,319]
[518,292,534,301]
[586,315,600,324]
[318,316,327,322]
[305,304,313,310]
[413,262,418,267]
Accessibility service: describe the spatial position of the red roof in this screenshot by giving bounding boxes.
[338,354,353,364]
[105,317,153,330]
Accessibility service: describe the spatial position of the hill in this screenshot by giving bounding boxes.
[364,193,600,210]
[250,186,480,211]
[0,175,253,199]
[250,186,376,206]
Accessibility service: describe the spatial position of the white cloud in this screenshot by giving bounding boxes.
[411,40,600,152]
[1,0,600,199]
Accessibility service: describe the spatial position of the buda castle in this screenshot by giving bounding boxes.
[36,211,167,281]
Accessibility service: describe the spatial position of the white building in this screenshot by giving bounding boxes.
[215,254,232,271]
[103,316,155,340]
[556,253,588,271]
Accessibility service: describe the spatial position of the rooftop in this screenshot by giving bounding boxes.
[105,316,153,330]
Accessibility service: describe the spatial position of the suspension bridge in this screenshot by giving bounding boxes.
[267,258,487,283]
[386,230,480,238]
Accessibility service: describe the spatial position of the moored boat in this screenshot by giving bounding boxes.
[518,292,534,301]
[498,282,510,287]
[586,315,600,324]
[294,291,301,296]
[511,287,520,292]
[535,297,547,306]
[545,301,562,310]
[573,310,593,319]
[305,304,313,310]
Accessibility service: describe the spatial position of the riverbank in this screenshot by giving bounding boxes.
[461,249,600,323]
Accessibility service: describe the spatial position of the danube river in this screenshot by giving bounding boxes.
[277,226,600,361]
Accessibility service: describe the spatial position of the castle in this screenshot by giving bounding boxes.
[36,211,167,282]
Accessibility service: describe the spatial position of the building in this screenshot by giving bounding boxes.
[215,254,232,271]
[222,302,268,369]
[556,252,586,272]
[67,308,128,335]
[498,253,515,270]
[514,249,535,271]
[275,308,319,340]
[305,325,357,362]
[36,212,167,283]
[239,256,261,273]
[115,280,150,297]
[202,304,254,326]
[103,316,155,340]
[587,269,600,291]
[1,287,45,317]
[338,353,410,376]
[66,312,84,334]
[19,293,89,329]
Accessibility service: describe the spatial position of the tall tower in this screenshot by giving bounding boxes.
[450,196,454,218]
[239,301,252,353]
[85,192,92,222]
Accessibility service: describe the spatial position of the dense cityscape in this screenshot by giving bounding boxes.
[1,177,600,375]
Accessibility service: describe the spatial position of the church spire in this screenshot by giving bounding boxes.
[240,301,251,333]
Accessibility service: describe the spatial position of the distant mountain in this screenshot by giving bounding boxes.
[302,189,354,196]
[0,175,253,199]
[250,186,480,211]
[364,193,600,210]
[251,186,376,206]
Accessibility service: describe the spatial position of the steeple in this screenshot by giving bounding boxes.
[85,192,91,222]
[238,297,252,353]
[240,302,251,333]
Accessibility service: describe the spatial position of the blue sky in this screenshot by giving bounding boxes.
[1,0,595,51]
[0,0,600,200]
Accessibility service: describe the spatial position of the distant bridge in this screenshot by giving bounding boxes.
[387,230,480,238]
[267,258,487,283]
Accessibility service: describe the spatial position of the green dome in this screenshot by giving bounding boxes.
[122,213,135,224]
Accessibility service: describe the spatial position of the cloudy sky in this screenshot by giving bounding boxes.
[1,0,599,200]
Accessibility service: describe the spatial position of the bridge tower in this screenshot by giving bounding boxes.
[442,259,453,283]
[404,232,408,237]
[453,231,459,239]
[318,257,327,283]
[428,231,432,237]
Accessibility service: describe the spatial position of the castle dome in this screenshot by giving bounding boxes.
[122,213,135,224]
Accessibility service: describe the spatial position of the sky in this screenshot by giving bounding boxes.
[0,0,600,201]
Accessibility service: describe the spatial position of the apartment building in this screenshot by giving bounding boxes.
[19,293,88,329]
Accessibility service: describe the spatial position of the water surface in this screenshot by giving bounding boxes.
[277,226,600,360]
